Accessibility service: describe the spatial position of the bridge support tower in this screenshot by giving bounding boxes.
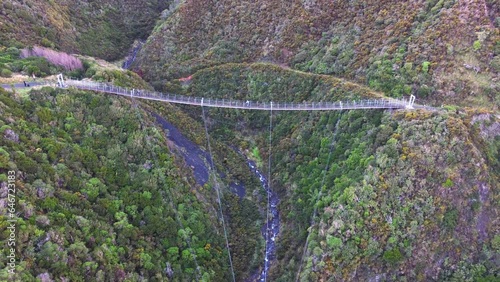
[406,95,416,109]
[57,74,66,88]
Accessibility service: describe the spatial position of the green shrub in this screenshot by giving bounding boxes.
[326,235,342,249]
[6,47,20,57]
[417,84,432,97]
[443,207,458,229]
[491,56,500,72]
[443,178,453,188]
[422,61,431,73]
[41,38,55,48]
[0,68,12,77]
[492,235,500,251]
[383,248,403,264]
[26,65,41,76]
[473,40,481,51]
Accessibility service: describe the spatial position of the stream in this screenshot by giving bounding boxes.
[122,41,144,69]
[153,113,279,281]
[246,160,280,282]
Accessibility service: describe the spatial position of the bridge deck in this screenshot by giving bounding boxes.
[64,80,425,111]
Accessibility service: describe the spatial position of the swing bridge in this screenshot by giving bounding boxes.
[53,74,428,282]
[56,74,422,111]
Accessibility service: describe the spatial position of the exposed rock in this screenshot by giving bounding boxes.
[463,63,481,73]
[165,262,174,278]
[471,114,500,138]
[34,180,54,199]
[0,199,7,215]
[36,272,53,282]
[20,201,34,218]
[36,215,51,227]
[3,128,19,143]
[0,181,7,198]
[143,161,152,170]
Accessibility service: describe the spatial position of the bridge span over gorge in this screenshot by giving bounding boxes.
[55,74,427,111]
[10,74,431,282]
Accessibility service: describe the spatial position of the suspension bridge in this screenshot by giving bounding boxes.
[53,74,427,282]
[56,74,423,111]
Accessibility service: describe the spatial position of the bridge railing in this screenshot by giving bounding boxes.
[64,79,417,110]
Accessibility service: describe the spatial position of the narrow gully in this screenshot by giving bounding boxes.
[153,112,280,281]
[246,160,280,282]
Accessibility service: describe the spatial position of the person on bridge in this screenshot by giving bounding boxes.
[246,100,250,106]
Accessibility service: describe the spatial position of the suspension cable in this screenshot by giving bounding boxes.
[264,101,273,282]
[296,113,342,282]
[201,105,236,282]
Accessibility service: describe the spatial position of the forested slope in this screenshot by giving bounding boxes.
[0,87,234,281]
[0,0,498,281]
[180,64,500,281]
[0,0,169,60]
[134,0,498,109]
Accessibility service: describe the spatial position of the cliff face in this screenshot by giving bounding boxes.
[134,0,498,109]
[0,0,170,60]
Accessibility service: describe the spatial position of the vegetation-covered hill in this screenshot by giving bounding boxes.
[274,109,499,281]
[0,0,498,281]
[0,0,169,60]
[0,86,240,281]
[134,0,498,110]
[179,64,500,281]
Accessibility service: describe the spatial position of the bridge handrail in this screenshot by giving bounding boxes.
[62,79,423,111]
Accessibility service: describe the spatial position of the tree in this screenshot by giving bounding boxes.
[140,252,155,270]
[383,248,403,264]
[167,247,180,261]
[37,242,68,274]
[82,177,106,201]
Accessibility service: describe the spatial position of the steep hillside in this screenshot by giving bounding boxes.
[134,0,498,109]
[0,1,498,281]
[0,0,169,60]
[179,65,499,281]
[273,109,499,281]
[0,87,238,280]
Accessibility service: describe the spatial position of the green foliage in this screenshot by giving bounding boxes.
[0,87,230,280]
[223,193,263,280]
[37,242,69,274]
[292,28,356,76]
[383,248,403,264]
[326,236,342,249]
[252,147,262,163]
[92,69,151,89]
[41,38,55,49]
[0,47,59,77]
[140,252,155,270]
[443,178,454,188]
[0,1,168,61]
[82,177,105,201]
[0,47,61,77]
[0,68,12,77]
[422,61,431,73]
[473,40,481,51]
[491,235,500,251]
[366,54,416,98]
[443,207,459,229]
[26,65,40,76]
